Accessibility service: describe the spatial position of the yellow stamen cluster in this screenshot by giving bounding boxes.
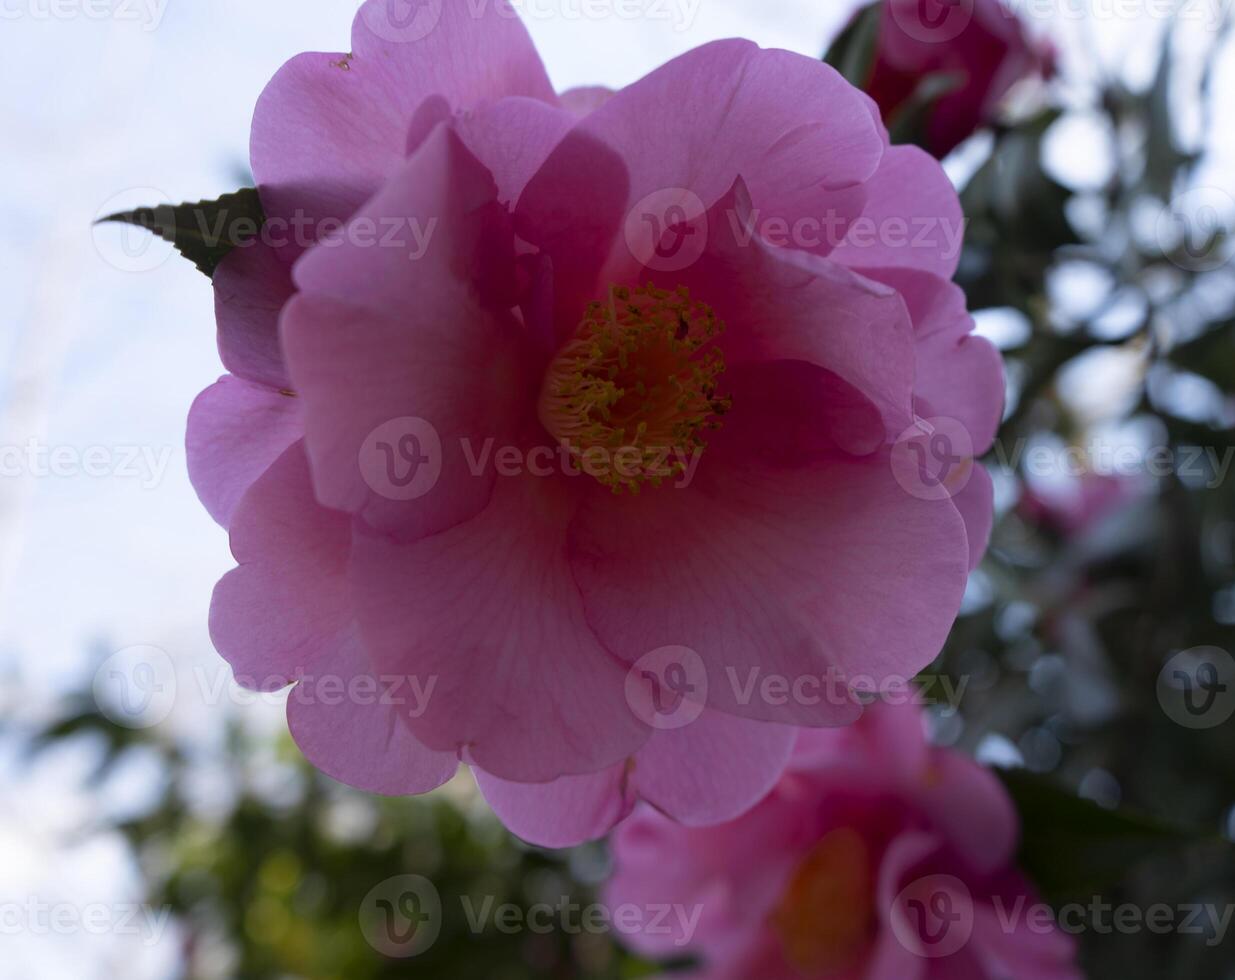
[538,283,731,493]
[772,828,875,975]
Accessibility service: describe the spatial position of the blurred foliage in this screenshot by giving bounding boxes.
[935,10,1235,979]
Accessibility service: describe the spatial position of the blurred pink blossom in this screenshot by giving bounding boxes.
[605,702,1082,979]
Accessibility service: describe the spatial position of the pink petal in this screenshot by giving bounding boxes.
[209,442,350,691]
[350,475,649,783]
[569,453,970,728]
[583,39,884,277]
[915,331,1005,456]
[475,711,792,847]
[209,443,458,796]
[714,361,888,463]
[454,96,576,207]
[213,240,295,390]
[829,146,965,278]
[185,376,302,528]
[667,179,917,439]
[863,266,1005,455]
[282,126,539,539]
[634,711,796,827]
[605,801,803,960]
[916,749,1019,876]
[474,765,632,849]
[287,623,459,796]
[516,41,885,334]
[251,0,555,225]
[952,463,995,570]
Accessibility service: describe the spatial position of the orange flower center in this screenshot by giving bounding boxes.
[537,283,730,493]
[772,827,875,977]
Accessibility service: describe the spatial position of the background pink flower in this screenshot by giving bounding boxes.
[188,0,1002,841]
[860,0,1054,156]
[604,702,1083,980]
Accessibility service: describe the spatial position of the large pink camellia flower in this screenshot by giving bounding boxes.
[189,0,1002,843]
[604,703,1082,980]
[860,0,1054,157]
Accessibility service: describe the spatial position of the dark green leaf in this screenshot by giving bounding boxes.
[1143,29,1200,198]
[1169,320,1235,389]
[96,187,265,277]
[822,2,882,88]
[997,767,1209,901]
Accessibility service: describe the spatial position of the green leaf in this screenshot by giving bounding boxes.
[997,767,1209,901]
[1169,320,1235,390]
[1143,29,1200,198]
[822,2,882,88]
[96,187,265,277]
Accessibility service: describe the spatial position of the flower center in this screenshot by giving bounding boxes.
[772,827,875,977]
[537,283,730,493]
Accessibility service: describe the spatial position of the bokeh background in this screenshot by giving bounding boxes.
[1,0,1234,977]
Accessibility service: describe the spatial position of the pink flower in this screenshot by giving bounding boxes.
[604,703,1082,980]
[1020,470,1140,537]
[189,0,1002,842]
[862,0,1054,157]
